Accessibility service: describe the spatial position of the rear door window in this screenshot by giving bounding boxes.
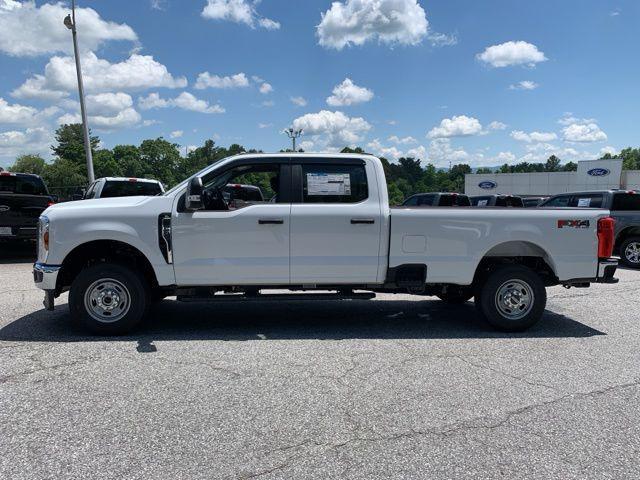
[0,175,48,195]
[301,164,368,203]
[416,195,435,206]
[100,181,163,198]
[569,194,603,208]
[611,193,640,211]
[543,195,571,207]
[403,196,419,206]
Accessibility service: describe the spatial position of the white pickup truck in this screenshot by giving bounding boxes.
[34,153,618,334]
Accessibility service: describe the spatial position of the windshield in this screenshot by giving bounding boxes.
[0,175,48,195]
[101,180,163,198]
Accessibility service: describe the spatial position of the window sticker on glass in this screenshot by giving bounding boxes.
[478,200,488,206]
[307,173,351,196]
[577,197,591,207]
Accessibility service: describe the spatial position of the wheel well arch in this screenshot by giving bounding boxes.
[474,241,558,286]
[57,240,158,293]
[615,226,640,249]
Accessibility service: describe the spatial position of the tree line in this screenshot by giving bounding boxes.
[7,124,640,204]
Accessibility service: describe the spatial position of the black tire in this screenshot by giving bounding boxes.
[436,287,474,304]
[69,263,149,335]
[475,265,546,332]
[619,236,640,269]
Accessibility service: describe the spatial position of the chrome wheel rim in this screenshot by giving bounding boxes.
[624,242,640,264]
[495,279,534,320]
[84,278,131,323]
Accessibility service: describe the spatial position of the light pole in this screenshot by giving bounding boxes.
[64,0,95,183]
[284,128,303,151]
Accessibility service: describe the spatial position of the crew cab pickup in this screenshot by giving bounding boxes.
[34,154,618,335]
[540,190,640,268]
[83,177,164,199]
[402,192,470,207]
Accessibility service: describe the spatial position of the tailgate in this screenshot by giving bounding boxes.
[0,194,50,236]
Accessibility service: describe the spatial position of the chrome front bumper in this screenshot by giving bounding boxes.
[33,263,61,291]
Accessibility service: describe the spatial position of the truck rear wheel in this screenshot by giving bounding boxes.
[476,265,546,332]
[69,263,149,335]
[619,236,640,269]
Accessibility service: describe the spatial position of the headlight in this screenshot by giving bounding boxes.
[38,216,50,262]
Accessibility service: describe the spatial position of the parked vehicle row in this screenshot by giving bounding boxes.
[34,153,618,335]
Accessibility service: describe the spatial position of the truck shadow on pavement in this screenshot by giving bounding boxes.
[0,243,37,264]
[0,297,605,345]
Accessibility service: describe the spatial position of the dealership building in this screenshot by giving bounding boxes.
[465,159,640,197]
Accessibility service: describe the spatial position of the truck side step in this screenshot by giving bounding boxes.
[177,292,376,303]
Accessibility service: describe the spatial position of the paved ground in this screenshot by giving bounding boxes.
[1,243,639,479]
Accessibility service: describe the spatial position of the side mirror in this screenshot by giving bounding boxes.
[185,177,204,211]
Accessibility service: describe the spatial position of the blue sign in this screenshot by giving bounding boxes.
[478,180,497,190]
[587,168,610,177]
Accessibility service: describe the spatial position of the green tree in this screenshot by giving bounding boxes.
[93,149,123,178]
[475,167,493,174]
[51,124,99,165]
[544,155,561,172]
[139,137,182,186]
[562,161,578,172]
[10,154,46,175]
[620,148,640,170]
[42,158,86,190]
[387,181,405,205]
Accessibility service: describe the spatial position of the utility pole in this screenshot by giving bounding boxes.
[64,0,95,183]
[284,128,303,151]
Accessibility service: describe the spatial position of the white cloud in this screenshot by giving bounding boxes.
[138,92,225,114]
[194,72,249,89]
[406,145,426,160]
[511,130,558,143]
[58,107,142,131]
[259,82,273,94]
[427,115,483,139]
[477,41,547,68]
[388,135,417,145]
[326,78,374,106]
[493,151,516,163]
[261,100,275,107]
[292,110,371,148]
[562,121,607,143]
[0,97,38,124]
[258,122,273,129]
[298,140,315,151]
[427,138,470,167]
[600,146,617,156]
[0,126,53,165]
[488,121,507,130]
[427,32,458,47]
[367,138,402,160]
[0,0,137,57]
[317,0,428,50]
[509,80,539,90]
[202,0,280,30]
[150,0,167,11]
[13,52,187,99]
[170,130,184,138]
[85,92,133,116]
[290,96,307,107]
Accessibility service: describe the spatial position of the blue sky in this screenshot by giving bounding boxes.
[0,0,638,169]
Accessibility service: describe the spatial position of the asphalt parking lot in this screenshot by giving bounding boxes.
[1,244,639,479]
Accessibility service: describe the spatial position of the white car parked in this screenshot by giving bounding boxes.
[34,153,618,334]
[82,177,164,199]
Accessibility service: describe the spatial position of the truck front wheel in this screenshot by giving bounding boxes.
[69,263,149,335]
[476,265,546,332]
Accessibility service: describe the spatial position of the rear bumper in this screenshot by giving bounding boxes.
[596,258,618,284]
[33,263,61,291]
[562,258,618,287]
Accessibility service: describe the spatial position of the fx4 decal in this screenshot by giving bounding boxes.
[558,219,590,229]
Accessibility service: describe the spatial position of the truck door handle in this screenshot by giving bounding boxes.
[258,219,284,225]
[351,218,375,225]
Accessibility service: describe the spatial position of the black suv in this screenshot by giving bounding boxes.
[470,194,525,207]
[0,172,55,241]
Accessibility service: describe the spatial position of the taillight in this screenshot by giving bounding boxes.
[47,201,55,207]
[597,217,615,259]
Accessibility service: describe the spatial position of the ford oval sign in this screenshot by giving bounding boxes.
[478,180,497,190]
[587,168,610,177]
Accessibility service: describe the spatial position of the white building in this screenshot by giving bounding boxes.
[465,159,640,197]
